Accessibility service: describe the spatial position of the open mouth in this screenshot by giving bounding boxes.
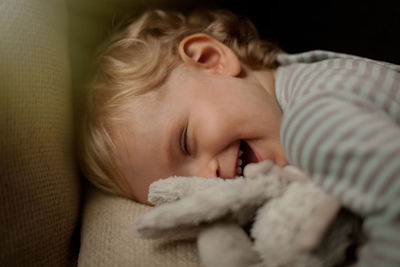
[236,140,260,176]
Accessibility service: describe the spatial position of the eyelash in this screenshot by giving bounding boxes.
[180,125,190,156]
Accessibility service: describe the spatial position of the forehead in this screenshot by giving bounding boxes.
[112,64,204,175]
[125,90,165,127]
[116,65,190,139]
[115,90,165,154]
[112,83,177,178]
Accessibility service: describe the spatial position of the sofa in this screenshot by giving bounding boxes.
[1,0,81,265]
[0,0,201,266]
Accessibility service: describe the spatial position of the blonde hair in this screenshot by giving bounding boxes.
[80,9,283,198]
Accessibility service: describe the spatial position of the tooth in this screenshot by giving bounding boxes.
[237,159,243,166]
[236,166,242,175]
[239,150,243,156]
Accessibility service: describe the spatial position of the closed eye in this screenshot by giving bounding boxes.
[180,124,190,156]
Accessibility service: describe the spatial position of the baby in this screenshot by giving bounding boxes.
[80,9,400,266]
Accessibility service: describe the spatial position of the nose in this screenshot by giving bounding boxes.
[196,158,219,178]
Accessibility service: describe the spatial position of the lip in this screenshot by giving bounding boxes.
[246,141,289,167]
[246,142,264,163]
[232,142,242,178]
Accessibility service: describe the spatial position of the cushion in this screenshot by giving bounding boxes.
[78,186,200,267]
[0,0,81,265]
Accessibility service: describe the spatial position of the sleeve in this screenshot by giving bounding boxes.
[280,90,400,267]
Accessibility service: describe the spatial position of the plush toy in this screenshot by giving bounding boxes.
[133,161,363,267]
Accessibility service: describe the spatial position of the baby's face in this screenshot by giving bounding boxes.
[114,65,288,204]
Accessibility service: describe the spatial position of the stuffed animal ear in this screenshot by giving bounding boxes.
[133,213,207,240]
[133,174,285,240]
[148,176,227,206]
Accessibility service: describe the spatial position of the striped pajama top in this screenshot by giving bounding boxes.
[275,50,400,267]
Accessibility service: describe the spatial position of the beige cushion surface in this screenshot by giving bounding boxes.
[0,0,81,266]
[78,187,200,267]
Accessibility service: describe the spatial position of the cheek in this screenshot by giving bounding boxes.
[127,175,157,205]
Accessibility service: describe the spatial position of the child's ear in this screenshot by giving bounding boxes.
[178,33,241,76]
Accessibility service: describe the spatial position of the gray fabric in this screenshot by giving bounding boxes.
[276,50,400,267]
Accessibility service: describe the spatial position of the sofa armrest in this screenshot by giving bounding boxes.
[0,0,81,265]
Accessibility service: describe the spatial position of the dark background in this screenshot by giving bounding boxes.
[160,0,400,64]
